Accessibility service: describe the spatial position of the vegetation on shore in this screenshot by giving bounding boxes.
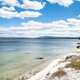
[68,61,80,70]
[51,70,67,79]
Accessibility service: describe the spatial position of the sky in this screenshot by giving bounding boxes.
[0,0,80,38]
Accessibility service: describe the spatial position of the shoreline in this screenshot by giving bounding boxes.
[27,49,80,80]
[13,56,54,80]
[13,49,79,80]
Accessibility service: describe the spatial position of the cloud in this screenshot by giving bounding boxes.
[76,0,80,1]
[0,18,80,37]
[0,0,46,10]
[0,0,44,19]
[77,15,80,18]
[21,0,46,10]
[17,11,42,19]
[2,6,15,11]
[46,0,73,7]
[67,18,80,26]
[0,7,42,19]
[0,7,18,19]
[0,0,20,7]
[21,20,69,30]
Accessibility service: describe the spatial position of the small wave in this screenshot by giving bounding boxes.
[0,49,16,51]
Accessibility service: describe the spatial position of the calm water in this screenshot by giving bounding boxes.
[0,38,78,80]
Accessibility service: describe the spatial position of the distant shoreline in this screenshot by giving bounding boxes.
[0,37,79,39]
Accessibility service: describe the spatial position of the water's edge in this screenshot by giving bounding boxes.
[14,49,76,80]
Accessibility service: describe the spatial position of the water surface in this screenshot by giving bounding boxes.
[0,38,78,80]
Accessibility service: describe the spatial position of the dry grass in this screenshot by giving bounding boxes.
[68,61,80,70]
[51,70,67,79]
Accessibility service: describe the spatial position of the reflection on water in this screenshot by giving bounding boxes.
[0,39,78,80]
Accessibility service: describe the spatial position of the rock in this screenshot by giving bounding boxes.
[77,43,80,44]
[33,72,36,75]
[66,66,69,68]
[66,55,72,59]
[71,56,80,61]
[21,76,25,80]
[35,57,44,60]
[66,55,76,60]
[76,45,80,49]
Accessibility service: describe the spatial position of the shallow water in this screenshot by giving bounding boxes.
[0,38,79,80]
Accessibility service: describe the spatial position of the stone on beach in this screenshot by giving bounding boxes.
[35,57,44,60]
[71,56,80,61]
[65,55,76,60]
[77,45,80,49]
[77,43,80,44]
[65,55,72,59]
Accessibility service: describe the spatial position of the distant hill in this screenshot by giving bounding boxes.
[37,36,79,39]
[0,36,79,39]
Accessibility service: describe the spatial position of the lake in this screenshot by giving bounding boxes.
[0,38,79,80]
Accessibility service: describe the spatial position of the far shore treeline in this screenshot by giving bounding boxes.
[0,36,79,39]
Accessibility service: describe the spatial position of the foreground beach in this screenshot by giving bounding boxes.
[14,49,80,80]
[28,49,80,80]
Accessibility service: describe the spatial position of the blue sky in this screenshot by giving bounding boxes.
[0,0,80,37]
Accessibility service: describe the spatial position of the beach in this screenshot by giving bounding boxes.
[27,49,80,80]
[13,49,80,80]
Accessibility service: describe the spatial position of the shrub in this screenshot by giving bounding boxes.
[51,70,67,79]
[68,61,80,70]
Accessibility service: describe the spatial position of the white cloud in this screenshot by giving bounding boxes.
[67,18,80,26]
[2,6,15,11]
[0,0,20,7]
[77,15,80,18]
[46,0,73,7]
[0,18,80,37]
[17,11,42,19]
[0,0,46,10]
[21,20,69,29]
[0,8,18,19]
[21,0,46,10]
[0,7,42,19]
[21,20,42,26]
[76,0,80,1]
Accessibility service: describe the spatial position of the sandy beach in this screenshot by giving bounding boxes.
[13,49,80,80]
